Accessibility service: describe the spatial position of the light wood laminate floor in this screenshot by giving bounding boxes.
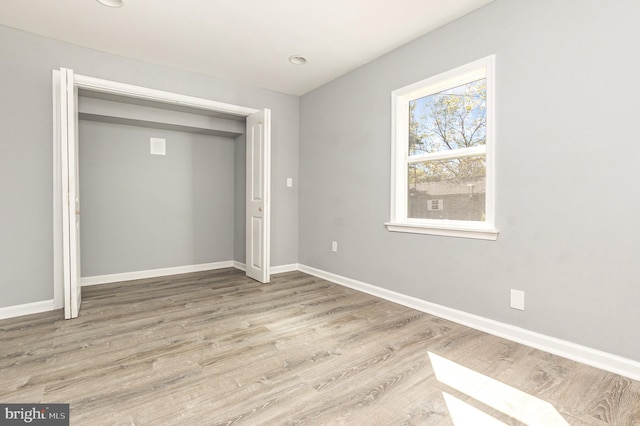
[1,269,639,425]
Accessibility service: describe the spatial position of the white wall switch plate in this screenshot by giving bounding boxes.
[150,137,166,155]
[286,177,293,187]
[510,289,525,310]
[331,241,338,252]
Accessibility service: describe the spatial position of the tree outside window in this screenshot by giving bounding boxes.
[408,79,487,221]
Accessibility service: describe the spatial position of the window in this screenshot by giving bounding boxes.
[386,55,498,240]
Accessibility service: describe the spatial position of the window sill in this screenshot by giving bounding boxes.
[385,222,499,240]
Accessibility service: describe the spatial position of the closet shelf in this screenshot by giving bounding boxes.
[78,95,245,137]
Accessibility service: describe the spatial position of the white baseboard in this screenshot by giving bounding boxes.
[81,261,299,286]
[81,261,236,286]
[271,263,300,274]
[230,262,299,274]
[298,264,640,382]
[0,299,55,320]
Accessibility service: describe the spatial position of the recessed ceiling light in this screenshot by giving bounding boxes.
[97,0,124,7]
[289,55,307,65]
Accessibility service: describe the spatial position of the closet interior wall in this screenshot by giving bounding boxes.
[77,92,246,278]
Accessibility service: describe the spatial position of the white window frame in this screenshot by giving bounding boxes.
[386,55,499,240]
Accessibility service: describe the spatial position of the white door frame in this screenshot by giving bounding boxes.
[52,71,271,312]
[59,68,81,319]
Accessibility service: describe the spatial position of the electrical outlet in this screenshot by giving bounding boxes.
[510,289,525,310]
[331,241,338,252]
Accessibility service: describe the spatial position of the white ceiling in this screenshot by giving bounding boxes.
[0,0,494,96]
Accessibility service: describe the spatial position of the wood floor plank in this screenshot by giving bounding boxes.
[1,268,639,425]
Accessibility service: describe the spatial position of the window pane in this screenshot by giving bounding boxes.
[409,79,486,156]
[408,156,486,221]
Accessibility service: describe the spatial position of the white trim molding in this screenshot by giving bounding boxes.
[74,74,258,117]
[231,262,299,274]
[81,261,235,286]
[271,263,300,274]
[385,222,499,240]
[78,261,300,287]
[52,70,64,310]
[0,300,56,321]
[233,261,247,272]
[298,264,640,382]
[388,55,497,240]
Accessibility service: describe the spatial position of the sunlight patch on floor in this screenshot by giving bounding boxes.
[442,392,508,426]
[428,351,569,425]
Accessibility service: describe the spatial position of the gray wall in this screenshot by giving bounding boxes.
[299,0,640,361]
[234,134,247,263]
[3,0,638,363]
[0,24,299,308]
[79,120,236,276]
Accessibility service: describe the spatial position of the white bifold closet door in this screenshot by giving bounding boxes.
[59,68,82,319]
[245,109,271,283]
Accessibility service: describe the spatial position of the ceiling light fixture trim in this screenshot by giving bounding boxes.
[289,55,307,65]
[97,0,124,8]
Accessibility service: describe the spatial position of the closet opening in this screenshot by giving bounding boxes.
[53,69,271,319]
